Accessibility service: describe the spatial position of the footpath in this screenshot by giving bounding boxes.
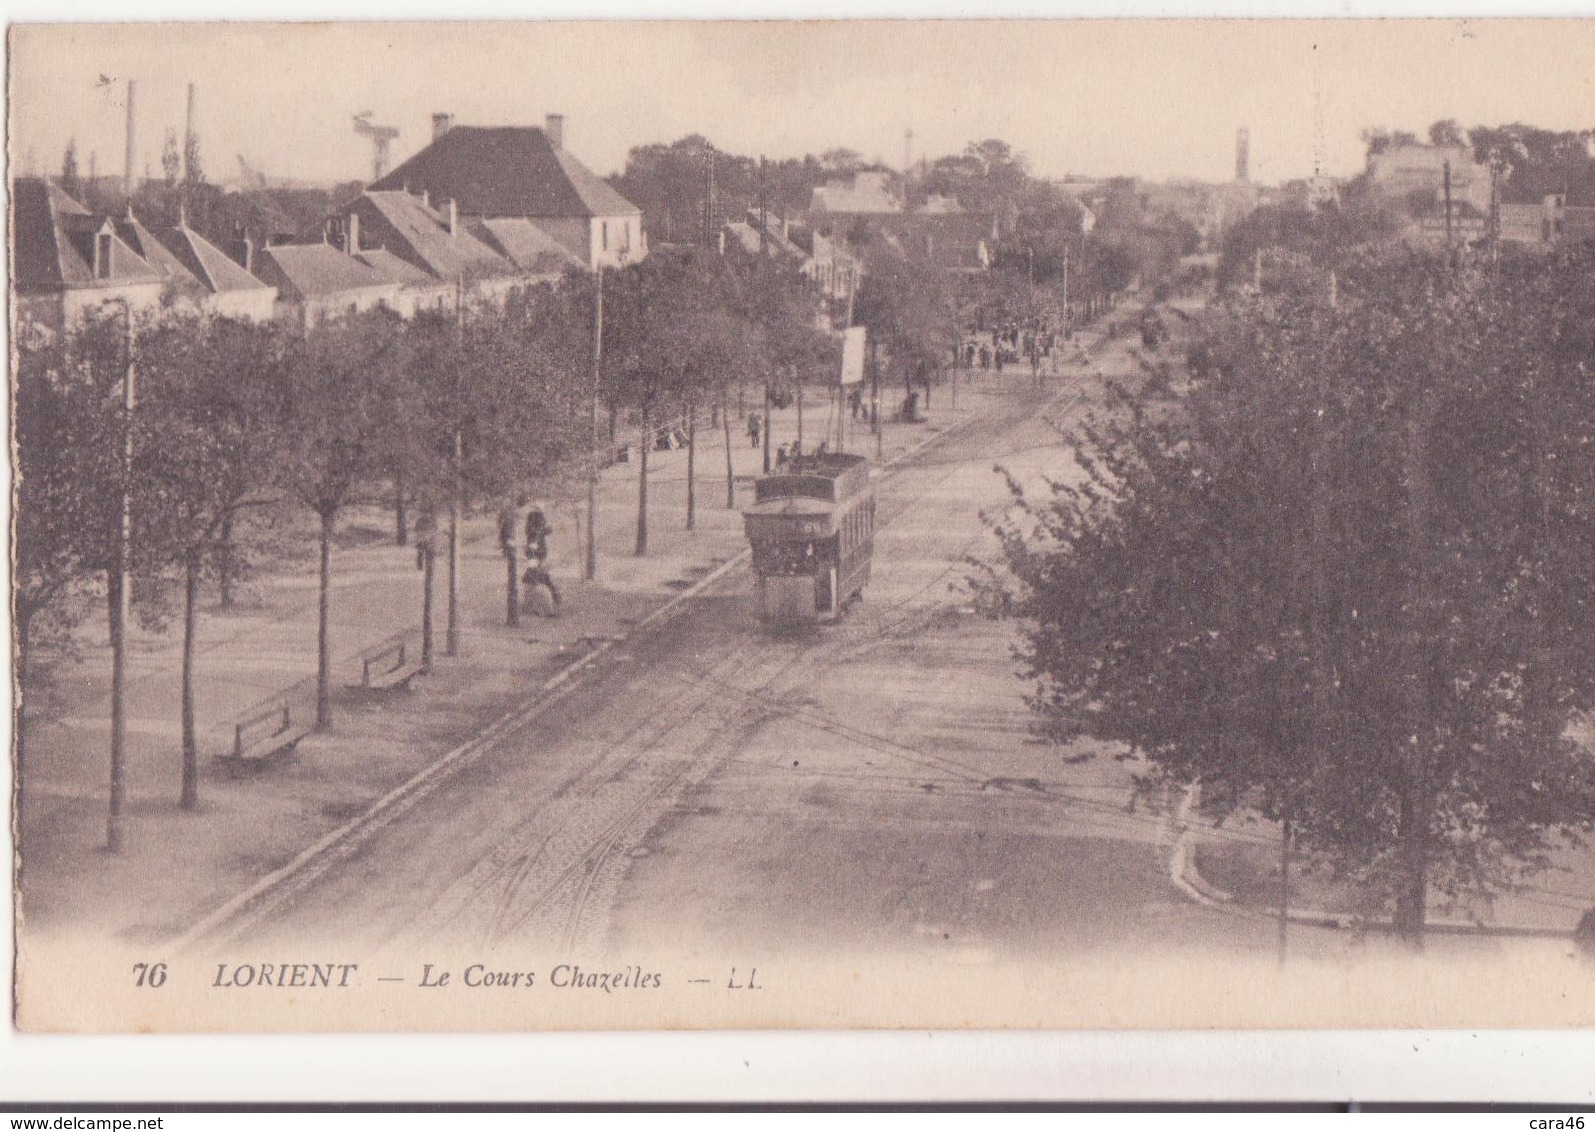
[16,364,1054,946]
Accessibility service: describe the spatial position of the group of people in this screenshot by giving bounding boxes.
[959,324,1061,376]
[498,503,562,617]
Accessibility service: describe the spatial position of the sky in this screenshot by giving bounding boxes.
[8,17,1595,191]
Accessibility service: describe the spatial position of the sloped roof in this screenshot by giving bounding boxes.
[371,126,640,219]
[115,217,272,295]
[352,191,511,279]
[723,218,805,260]
[12,177,67,294]
[255,243,391,301]
[469,217,587,274]
[12,178,163,293]
[356,247,435,286]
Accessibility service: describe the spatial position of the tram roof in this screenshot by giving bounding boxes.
[744,496,838,518]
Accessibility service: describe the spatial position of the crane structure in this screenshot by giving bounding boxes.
[353,111,400,183]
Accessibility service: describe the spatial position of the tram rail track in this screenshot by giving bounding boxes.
[174,345,1118,955]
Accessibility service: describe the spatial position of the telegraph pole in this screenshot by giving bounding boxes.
[107,303,134,853]
[446,277,464,656]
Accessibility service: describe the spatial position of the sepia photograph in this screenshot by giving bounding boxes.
[8,12,1595,1051]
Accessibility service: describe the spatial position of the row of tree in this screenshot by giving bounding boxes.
[984,239,1595,943]
[16,245,837,820]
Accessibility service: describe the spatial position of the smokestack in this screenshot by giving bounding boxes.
[545,113,564,150]
[446,198,458,238]
[431,113,454,143]
[1236,127,1251,184]
[124,79,137,196]
[183,82,196,181]
[347,211,360,255]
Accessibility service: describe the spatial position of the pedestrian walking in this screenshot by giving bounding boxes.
[747,411,762,449]
[524,505,551,566]
[849,386,863,421]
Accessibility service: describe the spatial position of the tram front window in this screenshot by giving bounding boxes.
[755,540,819,576]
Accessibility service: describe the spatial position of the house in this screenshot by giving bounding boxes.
[721,210,806,261]
[881,214,993,275]
[112,208,277,322]
[252,242,404,327]
[809,170,901,215]
[12,177,164,332]
[1367,142,1493,214]
[331,189,518,310]
[370,113,645,271]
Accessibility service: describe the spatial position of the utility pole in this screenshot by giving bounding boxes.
[1061,244,1070,332]
[1443,159,1455,267]
[795,372,803,453]
[446,277,463,656]
[586,264,603,580]
[759,155,769,258]
[107,303,135,854]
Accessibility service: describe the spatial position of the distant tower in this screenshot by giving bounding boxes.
[904,127,914,176]
[1235,127,1251,183]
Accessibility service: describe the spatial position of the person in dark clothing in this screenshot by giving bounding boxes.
[748,412,762,449]
[524,506,550,566]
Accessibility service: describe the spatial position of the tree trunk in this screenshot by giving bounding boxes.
[447,433,462,657]
[723,403,736,509]
[315,508,334,730]
[1277,816,1291,965]
[635,404,650,557]
[505,543,520,627]
[15,602,34,769]
[1393,790,1429,942]
[180,550,200,810]
[686,395,697,532]
[421,534,435,672]
[393,471,408,546]
[1395,394,1439,946]
[217,511,236,609]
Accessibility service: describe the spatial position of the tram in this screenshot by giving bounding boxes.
[743,452,876,627]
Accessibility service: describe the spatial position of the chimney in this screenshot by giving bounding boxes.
[446,198,458,238]
[545,113,565,151]
[421,189,430,209]
[432,113,454,143]
[124,79,137,196]
[347,211,361,255]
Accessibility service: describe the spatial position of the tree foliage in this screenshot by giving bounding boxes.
[986,242,1595,938]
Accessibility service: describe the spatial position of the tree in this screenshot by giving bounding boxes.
[61,138,80,198]
[854,246,959,401]
[134,314,289,807]
[280,309,406,728]
[1429,118,1467,149]
[13,318,121,762]
[985,243,1595,943]
[161,130,181,187]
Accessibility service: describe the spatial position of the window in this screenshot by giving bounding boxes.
[601,220,609,251]
[95,233,112,279]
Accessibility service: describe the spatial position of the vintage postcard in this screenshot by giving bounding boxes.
[10,18,1595,1036]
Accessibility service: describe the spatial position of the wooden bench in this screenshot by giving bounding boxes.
[228,703,312,768]
[352,641,423,694]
